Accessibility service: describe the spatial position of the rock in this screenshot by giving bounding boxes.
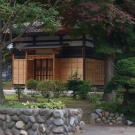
[97,113,102,117]
[109,123,113,125]
[0,128,5,135]
[115,112,119,118]
[11,115,19,121]
[32,123,39,131]
[54,118,64,126]
[104,111,109,118]
[20,130,28,135]
[8,121,16,129]
[15,121,25,129]
[36,116,45,123]
[23,109,33,116]
[29,116,35,123]
[67,125,73,132]
[70,117,75,126]
[19,115,29,123]
[69,109,75,117]
[33,109,39,116]
[108,117,112,120]
[46,117,54,126]
[45,125,53,135]
[90,117,95,125]
[44,109,54,119]
[63,125,68,133]
[102,117,106,121]
[25,122,33,130]
[5,129,12,135]
[53,110,65,118]
[95,109,102,114]
[117,121,122,125]
[0,109,7,114]
[39,109,46,116]
[96,118,101,123]
[53,127,64,134]
[12,127,20,135]
[111,120,116,124]
[38,124,46,133]
[17,109,24,116]
[28,130,36,135]
[6,115,11,123]
[74,116,78,124]
[104,120,110,124]
[80,121,85,130]
[8,109,17,116]
[2,121,7,130]
[91,113,98,119]
[102,111,105,117]
[120,113,124,117]
[130,122,135,126]
[0,114,6,120]
[116,117,122,121]
[126,120,133,126]
[0,120,3,127]
[110,113,114,117]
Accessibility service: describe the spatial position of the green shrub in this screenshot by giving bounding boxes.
[78,81,92,99]
[52,80,65,98]
[66,70,82,99]
[26,78,38,97]
[37,79,53,98]
[15,85,24,101]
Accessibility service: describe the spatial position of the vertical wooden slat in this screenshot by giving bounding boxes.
[12,54,14,86]
[53,50,55,80]
[25,52,28,85]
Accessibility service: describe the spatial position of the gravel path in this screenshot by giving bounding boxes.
[78,124,135,135]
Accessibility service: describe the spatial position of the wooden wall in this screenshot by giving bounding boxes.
[27,60,34,80]
[59,58,83,82]
[55,58,60,80]
[86,58,104,85]
[13,59,26,84]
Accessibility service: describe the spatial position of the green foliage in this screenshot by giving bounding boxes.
[77,81,92,99]
[0,101,27,108]
[89,93,102,103]
[37,79,53,98]
[66,70,82,99]
[22,100,66,109]
[95,100,126,113]
[26,78,38,90]
[52,80,65,98]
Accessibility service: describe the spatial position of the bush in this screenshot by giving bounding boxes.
[37,79,53,98]
[66,70,82,99]
[15,85,24,101]
[77,81,92,99]
[52,80,65,98]
[26,78,38,97]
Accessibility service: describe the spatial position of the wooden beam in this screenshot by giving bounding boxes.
[28,54,53,59]
[25,52,28,85]
[53,51,55,80]
[12,54,14,87]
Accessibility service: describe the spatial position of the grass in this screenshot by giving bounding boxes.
[2,81,12,89]
[5,94,92,106]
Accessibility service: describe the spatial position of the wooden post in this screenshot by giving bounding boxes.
[53,50,55,80]
[12,54,14,87]
[25,51,28,85]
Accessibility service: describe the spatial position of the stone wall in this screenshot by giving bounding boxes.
[90,109,124,125]
[0,108,84,135]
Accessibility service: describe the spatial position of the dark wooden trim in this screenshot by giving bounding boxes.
[60,35,63,44]
[40,59,42,80]
[86,39,93,42]
[46,59,48,79]
[83,36,86,80]
[14,38,84,43]
[34,59,36,79]
[33,37,36,46]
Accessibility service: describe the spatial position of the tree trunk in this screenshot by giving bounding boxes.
[0,51,6,104]
[102,54,115,101]
[0,21,5,104]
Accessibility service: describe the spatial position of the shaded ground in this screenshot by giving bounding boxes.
[79,124,135,135]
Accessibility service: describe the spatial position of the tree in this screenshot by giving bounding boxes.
[60,0,135,101]
[0,0,63,104]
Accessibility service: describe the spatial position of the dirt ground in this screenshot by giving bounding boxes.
[78,124,135,135]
